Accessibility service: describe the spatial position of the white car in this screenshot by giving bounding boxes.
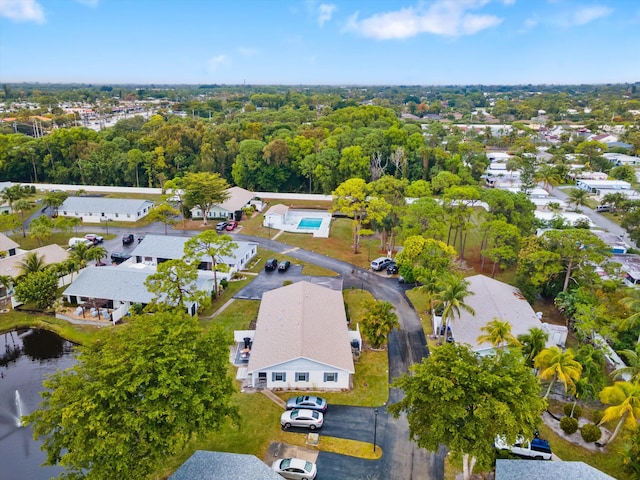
[280,409,323,430]
[271,457,317,480]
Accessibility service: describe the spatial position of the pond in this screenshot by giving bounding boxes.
[0,328,76,480]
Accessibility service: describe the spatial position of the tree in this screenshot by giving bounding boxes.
[68,242,94,268]
[535,346,582,399]
[145,259,209,313]
[0,183,27,209]
[599,381,640,445]
[361,300,399,349]
[0,213,21,235]
[42,190,69,216]
[182,172,230,225]
[16,251,46,278]
[184,231,237,298]
[331,178,391,254]
[29,215,54,246]
[567,187,590,211]
[434,273,475,343]
[477,318,520,354]
[147,202,180,235]
[12,198,31,237]
[621,424,640,476]
[86,246,108,265]
[612,346,640,383]
[389,343,546,480]
[395,236,456,284]
[24,311,238,480]
[534,164,561,192]
[619,288,640,344]
[13,269,59,309]
[517,327,549,368]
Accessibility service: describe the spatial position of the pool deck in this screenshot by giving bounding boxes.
[266,209,331,238]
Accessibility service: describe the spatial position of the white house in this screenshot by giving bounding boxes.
[576,179,631,193]
[190,186,262,220]
[603,152,640,166]
[59,197,154,223]
[130,234,258,276]
[243,281,357,390]
[433,275,561,356]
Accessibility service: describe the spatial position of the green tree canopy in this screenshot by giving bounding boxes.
[24,312,238,479]
[182,172,230,225]
[361,299,399,349]
[389,343,545,480]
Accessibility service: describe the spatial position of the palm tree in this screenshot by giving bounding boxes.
[599,381,640,445]
[517,327,549,367]
[416,269,440,313]
[433,273,475,344]
[477,318,521,353]
[534,346,583,399]
[0,184,26,210]
[12,198,31,238]
[612,346,640,383]
[534,164,561,192]
[361,300,400,349]
[619,288,640,344]
[86,246,108,265]
[567,187,590,211]
[17,252,46,278]
[0,275,13,298]
[68,242,93,268]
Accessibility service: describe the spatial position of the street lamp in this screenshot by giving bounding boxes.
[373,408,379,452]
[101,217,111,235]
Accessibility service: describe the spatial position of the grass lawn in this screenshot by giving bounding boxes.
[0,309,102,344]
[200,299,259,333]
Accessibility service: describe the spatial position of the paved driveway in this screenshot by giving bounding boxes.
[233,264,307,300]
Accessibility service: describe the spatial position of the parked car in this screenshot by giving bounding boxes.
[265,258,279,271]
[370,257,393,271]
[225,220,238,231]
[280,409,323,430]
[271,457,317,480]
[68,237,93,248]
[122,234,134,245]
[386,262,399,274]
[495,435,552,460]
[215,221,229,231]
[84,233,104,244]
[278,260,291,272]
[110,252,131,264]
[285,395,327,412]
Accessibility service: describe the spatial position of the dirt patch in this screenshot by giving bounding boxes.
[265,441,319,464]
[541,411,611,452]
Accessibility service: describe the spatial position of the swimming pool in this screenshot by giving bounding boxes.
[297,218,323,230]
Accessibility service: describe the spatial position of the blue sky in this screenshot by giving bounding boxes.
[0,0,638,85]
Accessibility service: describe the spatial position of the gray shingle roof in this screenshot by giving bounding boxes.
[247,281,355,373]
[60,196,154,215]
[169,450,282,480]
[495,459,616,480]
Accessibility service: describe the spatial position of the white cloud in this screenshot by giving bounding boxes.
[0,0,45,23]
[207,54,229,72]
[570,5,612,25]
[519,17,538,32]
[237,47,258,57]
[317,3,336,26]
[344,0,503,40]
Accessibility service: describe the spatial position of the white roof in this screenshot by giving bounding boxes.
[247,281,355,373]
[60,196,154,215]
[451,275,554,352]
[264,204,290,216]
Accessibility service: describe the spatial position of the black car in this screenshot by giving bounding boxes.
[386,262,399,275]
[110,252,131,264]
[278,260,291,272]
[265,259,278,271]
[122,234,134,245]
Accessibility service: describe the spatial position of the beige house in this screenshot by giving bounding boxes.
[433,275,562,356]
[190,186,262,220]
[0,232,20,259]
[242,281,358,390]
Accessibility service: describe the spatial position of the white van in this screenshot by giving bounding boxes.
[68,237,93,248]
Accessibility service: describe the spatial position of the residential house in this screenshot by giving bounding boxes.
[190,186,262,220]
[169,451,283,480]
[603,152,640,166]
[130,234,258,276]
[62,264,214,320]
[433,275,562,356]
[59,197,154,223]
[243,281,358,390]
[612,254,640,286]
[591,231,630,254]
[0,181,13,214]
[495,459,615,480]
[1,244,70,305]
[0,232,19,258]
[575,179,631,194]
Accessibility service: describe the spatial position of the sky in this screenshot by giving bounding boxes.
[0,0,639,85]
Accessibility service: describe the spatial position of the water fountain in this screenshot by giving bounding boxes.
[15,390,25,427]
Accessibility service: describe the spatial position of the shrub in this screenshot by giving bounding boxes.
[563,403,582,419]
[580,423,602,443]
[220,278,228,289]
[592,410,604,425]
[283,280,293,286]
[560,416,579,434]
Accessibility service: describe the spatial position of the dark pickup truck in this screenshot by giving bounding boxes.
[122,234,134,245]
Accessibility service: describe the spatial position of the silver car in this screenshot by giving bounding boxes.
[271,457,317,480]
[285,395,327,412]
[280,408,323,430]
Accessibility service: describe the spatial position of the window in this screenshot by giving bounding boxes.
[272,372,286,382]
[295,372,309,382]
[324,372,338,382]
